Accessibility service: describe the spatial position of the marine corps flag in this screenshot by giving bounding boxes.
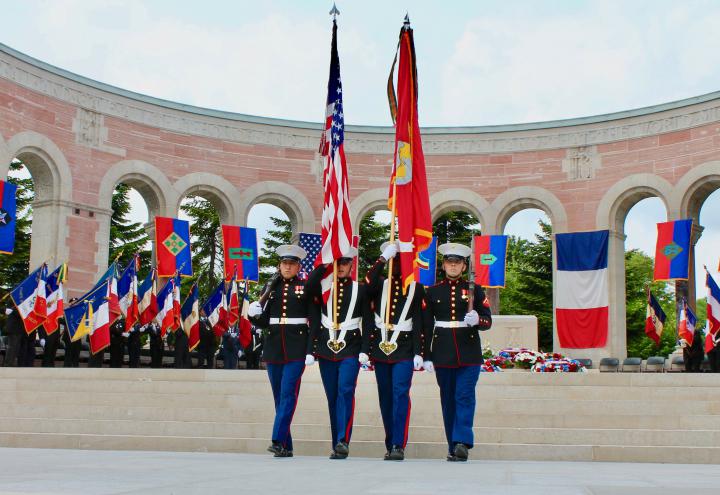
[387,16,432,291]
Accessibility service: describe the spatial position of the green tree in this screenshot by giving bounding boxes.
[251,216,292,298]
[357,213,390,279]
[499,221,553,351]
[109,183,150,274]
[624,249,677,359]
[180,195,222,298]
[0,159,33,298]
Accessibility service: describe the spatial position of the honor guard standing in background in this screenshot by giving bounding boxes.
[2,306,23,367]
[197,310,216,369]
[423,243,492,462]
[305,247,372,460]
[248,244,318,458]
[363,241,425,461]
[127,322,142,368]
[109,317,126,368]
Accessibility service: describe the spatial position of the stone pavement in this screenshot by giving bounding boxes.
[0,448,719,495]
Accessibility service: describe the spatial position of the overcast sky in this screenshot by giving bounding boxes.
[3,0,719,293]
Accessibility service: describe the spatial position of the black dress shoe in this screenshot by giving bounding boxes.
[334,441,349,456]
[388,447,404,461]
[453,443,469,461]
[446,454,459,462]
[274,448,293,458]
[329,450,347,460]
[267,442,282,455]
[383,451,391,461]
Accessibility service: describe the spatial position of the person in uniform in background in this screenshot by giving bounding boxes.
[18,328,38,367]
[38,322,61,367]
[220,326,240,369]
[707,332,720,372]
[127,322,142,368]
[248,244,318,458]
[682,329,704,372]
[305,247,371,460]
[244,325,263,370]
[364,241,425,461]
[2,306,23,367]
[147,322,164,368]
[61,300,82,368]
[423,243,492,462]
[109,317,126,368]
[197,310,217,369]
[173,324,190,369]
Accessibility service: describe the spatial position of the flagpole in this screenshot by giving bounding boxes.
[384,180,398,334]
[468,235,476,312]
[333,259,339,343]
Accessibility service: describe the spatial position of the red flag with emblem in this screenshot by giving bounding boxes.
[387,18,432,292]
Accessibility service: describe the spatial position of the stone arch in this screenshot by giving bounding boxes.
[595,173,672,233]
[350,188,389,232]
[492,186,567,234]
[174,172,240,225]
[2,131,74,270]
[98,160,175,218]
[238,181,316,236]
[430,188,490,230]
[5,130,73,203]
[671,160,720,221]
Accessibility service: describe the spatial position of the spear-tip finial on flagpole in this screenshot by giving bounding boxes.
[329,3,340,19]
[403,12,411,29]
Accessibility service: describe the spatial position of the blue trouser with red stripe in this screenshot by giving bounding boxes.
[318,357,360,448]
[374,360,413,451]
[435,365,480,454]
[267,361,305,451]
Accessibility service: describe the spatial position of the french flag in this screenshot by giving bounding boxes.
[117,257,139,330]
[138,269,158,326]
[155,279,176,337]
[654,219,692,281]
[43,264,67,335]
[555,230,609,348]
[678,299,697,346]
[88,280,111,355]
[10,264,48,334]
[226,277,239,327]
[172,276,182,331]
[706,271,720,353]
[181,284,200,352]
[203,281,228,338]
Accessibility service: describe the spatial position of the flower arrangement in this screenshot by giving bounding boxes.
[486,356,513,369]
[531,359,587,373]
[497,347,534,359]
[480,361,501,372]
[512,350,544,369]
[482,343,494,360]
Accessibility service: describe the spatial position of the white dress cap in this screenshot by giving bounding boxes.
[438,242,472,259]
[276,244,307,261]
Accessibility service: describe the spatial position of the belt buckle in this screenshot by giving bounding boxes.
[279,317,287,325]
[449,321,459,328]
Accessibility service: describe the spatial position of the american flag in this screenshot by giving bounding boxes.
[298,232,322,280]
[318,19,353,301]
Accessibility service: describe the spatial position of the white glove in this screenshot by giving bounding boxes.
[464,310,479,326]
[305,354,316,366]
[358,352,370,365]
[413,355,423,370]
[122,332,130,338]
[248,301,263,318]
[140,325,147,333]
[237,350,243,358]
[39,338,46,348]
[423,360,435,373]
[5,308,12,315]
[679,338,688,348]
[381,242,398,262]
[255,327,263,336]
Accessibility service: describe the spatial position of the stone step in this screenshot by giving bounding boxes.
[3,417,720,447]
[5,390,720,417]
[4,402,720,432]
[3,377,719,401]
[0,432,717,464]
[3,368,720,388]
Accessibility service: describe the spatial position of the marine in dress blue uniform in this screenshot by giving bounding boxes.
[249,244,320,458]
[305,247,372,460]
[423,243,492,462]
[363,241,425,461]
